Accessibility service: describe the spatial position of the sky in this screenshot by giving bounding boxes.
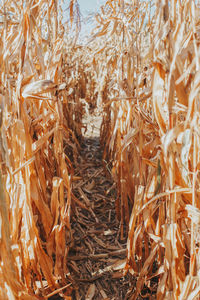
[77,0,105,39]
[78,0,105,16]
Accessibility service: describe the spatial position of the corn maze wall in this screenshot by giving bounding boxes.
[0,0,200,299]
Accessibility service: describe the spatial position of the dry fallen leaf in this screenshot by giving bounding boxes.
[86,284,96,300]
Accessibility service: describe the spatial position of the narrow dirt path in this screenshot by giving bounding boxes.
[67,110,134,299]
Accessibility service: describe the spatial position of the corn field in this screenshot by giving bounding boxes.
[0,0,200,299]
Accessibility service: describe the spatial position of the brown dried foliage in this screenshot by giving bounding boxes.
[91,0,200,299]
[1,0,200,299]
[0,0,83,298]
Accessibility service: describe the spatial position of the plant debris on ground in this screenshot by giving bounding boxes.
[1,0,200,299]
